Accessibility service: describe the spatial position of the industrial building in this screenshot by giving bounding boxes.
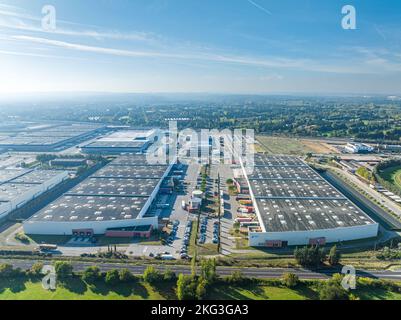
[23,154,173,236]
[0,169,68,220]
[81,129,158,154]
[240,155,379,247]
[0,123,106,151]
[344,143,374,154]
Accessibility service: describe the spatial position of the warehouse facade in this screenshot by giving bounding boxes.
[0,169,68,220]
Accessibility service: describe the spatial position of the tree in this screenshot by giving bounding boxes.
[82,266,102,283]
[319,282,349,300]
[176,274,197,300]
[30,262,44,276]
[0,263,16,278]
[328,245,341,266]
[105,269,120,285]
[200,258,217,284]
[54,261,73,278]
[282,273,299,288]
[294,246,326,267]
[196,278,208,300]
[36,154,57,163]
[143,266,161,284]
[191,252,197,277]
[163,268,177,282]
[119,268,134,282]
[227,270,245,285]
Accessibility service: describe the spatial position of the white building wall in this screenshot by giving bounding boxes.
[0,202,11,220]
[249,223,379,247]
[23,216,158,235]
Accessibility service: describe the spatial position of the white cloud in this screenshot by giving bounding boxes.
[12,35,388,75]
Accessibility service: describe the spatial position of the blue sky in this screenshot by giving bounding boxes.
[1,0,401,95]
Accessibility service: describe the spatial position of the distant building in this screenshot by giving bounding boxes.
[81,129,158,155]
[344,143,374,154]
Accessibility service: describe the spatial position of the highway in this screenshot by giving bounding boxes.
[2,258,401,281]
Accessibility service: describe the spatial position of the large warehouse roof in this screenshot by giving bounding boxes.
[30,195,149,222]
[26,154,171,225]
[256,198,374,232]
[245,155,376,233]
[0,123,104,149]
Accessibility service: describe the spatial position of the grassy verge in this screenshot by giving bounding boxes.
[1,276,401,300]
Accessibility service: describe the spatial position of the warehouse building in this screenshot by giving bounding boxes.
[0,169,68,220]
[81,129,158,154]
[23,154,173,235]
[0,123,106,151]
[240,155,379,247]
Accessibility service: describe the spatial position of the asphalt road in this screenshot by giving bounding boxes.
[2,258,401,281]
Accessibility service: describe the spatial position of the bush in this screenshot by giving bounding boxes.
[105,269,120,285]
[163,268,177,282]
[0,263,17,278]
[226,270,247,285]
[328,245,341,266]
[196,278,208,300]
[54,261,73,278]
[143,266,161,284]
[319,282,349,300]
[14,232,30,244]
[82,266,102,283]
[29,262,44,276]
[282,273,299,288]
[176,274,198,300]
[119,268,135,282]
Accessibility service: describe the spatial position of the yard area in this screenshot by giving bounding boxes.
[378,166,401,191]
[256,136,314,155]
[256,136,335,155]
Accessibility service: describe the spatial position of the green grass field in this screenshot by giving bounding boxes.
[378,166,401,190]
[0,277,175,300]
[256,136,314,155]
[1,277,401,300]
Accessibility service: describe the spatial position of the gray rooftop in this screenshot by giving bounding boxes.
[109,155,163,166]
[0,169,29,184]
[93,165,168,179]
[253,154,308,167]
[67,177,159,197]
[30,195,148,222]
[250,179,344,200]
[246,155,376,232]
[83,140,148,149]
[248,166,323,180]
[256,198,375,232]
[11,170,65,184]
[0,183,40,201]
